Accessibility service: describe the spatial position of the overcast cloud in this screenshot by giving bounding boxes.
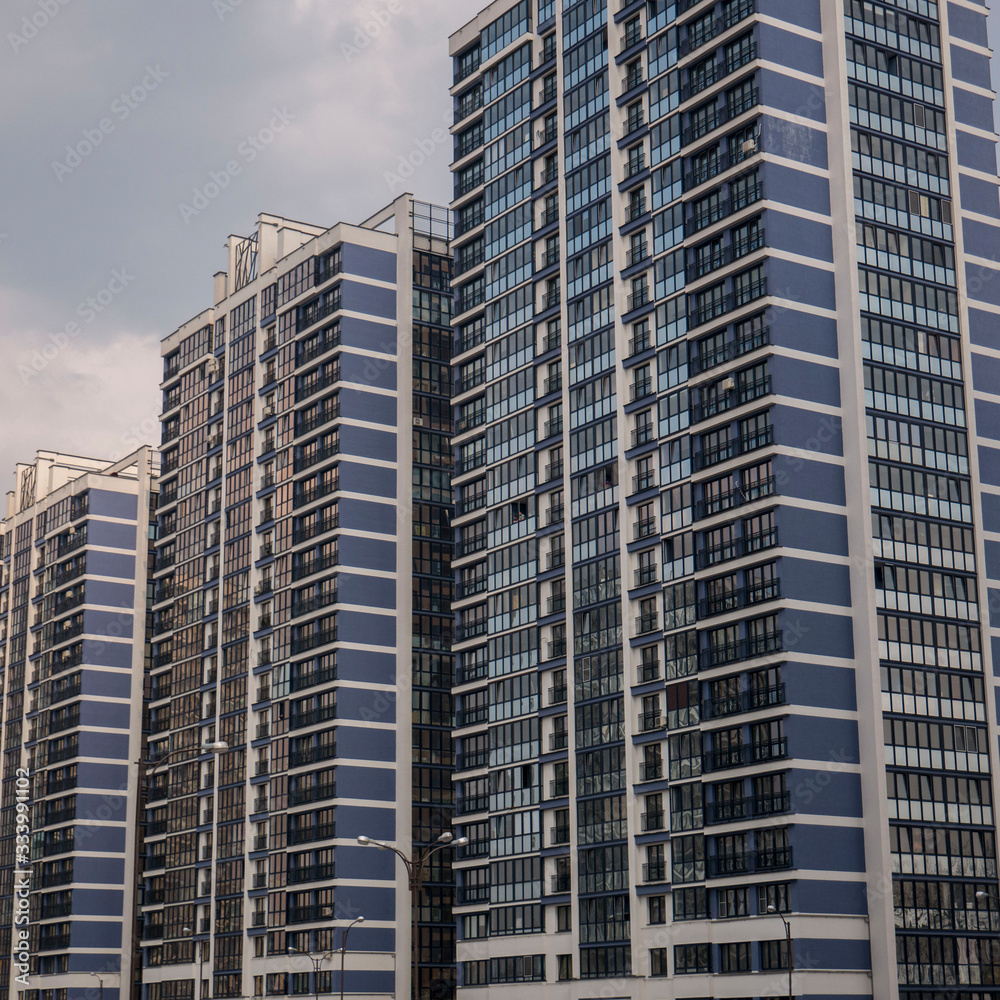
[1,1,998,494]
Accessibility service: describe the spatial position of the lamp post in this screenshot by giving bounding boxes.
[142,740,229,776]
[339,916,364,1000]
[287,946,330,1000]
[767,904,793,1000]
[88,973,104,1000]
[134,742,226,1000]
[357,832,469,1000]
[183,927,206,999]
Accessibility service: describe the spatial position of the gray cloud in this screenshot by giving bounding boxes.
[1,2,999,493]
[0,0,483,490]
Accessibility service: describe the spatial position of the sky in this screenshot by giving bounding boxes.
[1,1,999,495]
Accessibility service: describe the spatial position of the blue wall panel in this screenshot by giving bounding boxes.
[771,311,838,359]
[342,280,397,321]
[785,662,858,712]
[793,825,867,875]
[984,492,1000,534]
[340,499,398,537]
[965,262,1000,305]
[762,68,827,122]
[72,922,122,949]
[339,316,398,355]
[792,937,871,971]
[86,550,137,579]
[339,537,396,574]
[343,243,397,284]
[799,879,869,915]
[78,731,130,763]
[986,541,1000,581]
[75,856,126,882]
[321,854,396,905]
[336,804,396,842]
[337,649,396,686]
[953,89,996,133]
[961,219,1000,261]
[787,715,860,764]
[78,761,129,789]
[761,115,828,169]
[779,558,852,607]
[779,609,855,659]
[775,456,846,506]
[82,670,132,699]
[86,580,136,609]
[89,490,138,520]
[80,700,130,732]
[768,259,837,312]
[82,638,135,667]
[765,163,832,215]
[972,353,1000,393]
[978,444,1000,487]
[772,356,841,407]
[947,1,989,44]
[336,765,396,802]
[772,404,844,459]
[342,426,397,464]
[338,571,396,610]
[340,682,397,724]
[758,23,823,75]
[337,725,396,762]
[777,507,849,557]
[956,131,998,173]
[340,461,396,500]
[969,307,1000,350]
[339,386,396,425]
[950,46,992,88]
[84,609,134,640]
[340,352,398,392]
[759,0,821,32]
[789,768,863,817]
[72,887,125,913]
[768,211,834,262]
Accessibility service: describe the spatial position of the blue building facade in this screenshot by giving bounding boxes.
[147,198,455,1000]
[0,449,158,1000]
[448,0,1000,997]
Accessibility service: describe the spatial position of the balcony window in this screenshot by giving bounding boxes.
[626,144,646,177]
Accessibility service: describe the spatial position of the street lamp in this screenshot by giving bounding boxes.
[287,945,330,1000]
[767,904,793,1000]
[357,832,469,1000]
[339,916,364,1000]
[183,926,207,999]
[88,973,104,1000]
[132,743,226,1000]
[976,890,999,937]
[142,740,229,776]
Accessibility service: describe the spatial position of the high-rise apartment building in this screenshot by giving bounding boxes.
[448,0,1000,996]
[0,448,159,1000]
[145,197,455,1000]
